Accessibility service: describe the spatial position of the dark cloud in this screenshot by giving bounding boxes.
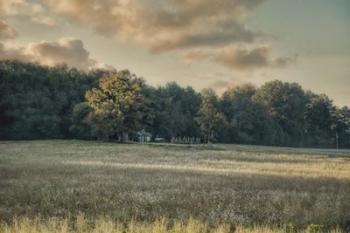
[184,45,294,70]
[216,46,294,70]
[217,46,269,69]
[273,56,297,67]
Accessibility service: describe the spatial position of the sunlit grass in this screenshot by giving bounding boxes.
[63,157,350,180]
[0,215,345,233]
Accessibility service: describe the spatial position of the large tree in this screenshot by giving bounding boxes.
[146,82,201,140]
[221,84,270,144]
[253,80,308,146]
[85,70,144,141]
[304,93,336,147]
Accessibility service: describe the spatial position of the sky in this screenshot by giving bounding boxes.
[0,0,349,106]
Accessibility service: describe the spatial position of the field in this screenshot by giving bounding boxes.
[0,140,350,232]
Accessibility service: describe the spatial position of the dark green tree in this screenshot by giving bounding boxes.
[305,93,335,147]
[221,84,270,144]
[253,80,308,146]
[69,102,93,139]
[198,88,226,143]
[0,61,100,139]
[146,82,201,140]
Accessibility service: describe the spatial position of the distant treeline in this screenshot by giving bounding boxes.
[0,60,349,148]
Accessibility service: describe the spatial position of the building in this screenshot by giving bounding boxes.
[137,129,152,143]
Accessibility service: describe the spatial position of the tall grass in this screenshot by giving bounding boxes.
[1,141,350,230]
[0,215,345,233]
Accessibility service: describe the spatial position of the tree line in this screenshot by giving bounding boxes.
[0,60,349,148]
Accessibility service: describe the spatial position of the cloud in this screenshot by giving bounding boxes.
[184,50,211,63]
[0,38,112,70]
[0,20,17,40]
[216,46,269,69]
[42,0,266,51]
[211,80,236,90]
[0,0,57,27]
[184,45,295,70]
[0,42,29,61]
[273,56,297,68]
[31,15,57,27]
[216,46,294,70]
[0,0,293,72]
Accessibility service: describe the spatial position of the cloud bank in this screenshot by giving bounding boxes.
[216,46,294,70]
[0,38,111,70]
[0,0,294,71]
[0,0,57,27]
[185,46,294,70]
[42,0,266,52]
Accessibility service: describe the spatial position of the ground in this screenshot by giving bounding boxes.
[0,140,349,231]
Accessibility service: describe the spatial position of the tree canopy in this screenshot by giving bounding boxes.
[85,71,144,141]
[1,60,349,148]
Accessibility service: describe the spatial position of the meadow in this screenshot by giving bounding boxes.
[0,140,350,232]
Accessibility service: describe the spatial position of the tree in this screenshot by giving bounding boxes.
[1,60,349,148]
[85,70,144,141]
[304,93,335,147]
[332,106,350,148]
[146,82,201,141]
[0,60,101,139]
[253,80,308,146]
[69,102,93,139]
[198,89,226,143]
[221,84,270,144]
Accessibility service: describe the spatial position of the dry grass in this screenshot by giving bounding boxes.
[63,157,350,180]
[0,140,350,230]
[0,215,345,233]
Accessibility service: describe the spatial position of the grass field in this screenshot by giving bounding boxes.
[0,140,350,232]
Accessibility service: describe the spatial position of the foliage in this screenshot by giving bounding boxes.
[69,102,93,139]
[306,224,324,233]
[0,60,349,147]
[85,71,144,141]
[198,89,227,143]
[253,80,308,146]
[0,60,101,139]
[220,84,270,144]
[146,82,201,140]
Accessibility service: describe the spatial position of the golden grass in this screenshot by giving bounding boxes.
[63,156,350,180]
[0,215,344,233]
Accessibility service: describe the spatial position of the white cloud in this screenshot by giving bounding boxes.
[0,37,112,70]
[0,0,57,27]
